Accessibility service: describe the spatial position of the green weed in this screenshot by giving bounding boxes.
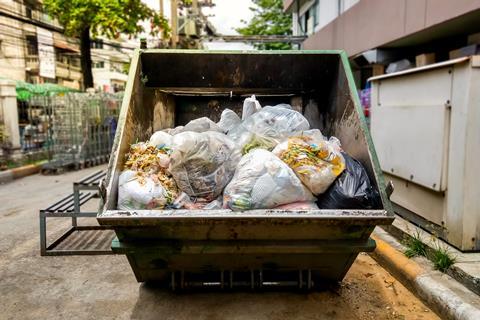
[403,231,427,258]
[431,244,455,272]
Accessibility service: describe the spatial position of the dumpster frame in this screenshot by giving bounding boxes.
[98,49,394,287]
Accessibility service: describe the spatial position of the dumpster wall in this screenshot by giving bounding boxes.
[98,50,394,285]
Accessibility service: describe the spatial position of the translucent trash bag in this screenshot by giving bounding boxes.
[217,108,241,133]
[118,170,178,210]
[223,149,315,211]
[273,131,346,195]
[228,105,310,153]
[169,131,241,200]
[241,95,262,120]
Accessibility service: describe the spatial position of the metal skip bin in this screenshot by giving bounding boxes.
[97,50,394,288]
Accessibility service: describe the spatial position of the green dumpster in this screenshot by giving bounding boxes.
[97,49,394,289]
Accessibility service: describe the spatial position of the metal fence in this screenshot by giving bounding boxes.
[19,92,122,171]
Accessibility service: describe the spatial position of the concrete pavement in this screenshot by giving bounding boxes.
[0,166,439,320]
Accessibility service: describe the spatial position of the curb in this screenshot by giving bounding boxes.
[371,228,480,320]
[0,163,41,184]
[382,217,480,296]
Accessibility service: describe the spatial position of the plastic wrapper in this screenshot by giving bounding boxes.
[241,95,262,120]
[181,117,223,133]
[316,153,381,209]
[275,201,319,210]
[217,108,241,133]
[273,132,345,195]
[169,131,241,200]
[223,149,315,211]
[118,170,178,210]
[228,105,310,153]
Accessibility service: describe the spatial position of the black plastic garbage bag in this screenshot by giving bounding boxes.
[317,153,381,209]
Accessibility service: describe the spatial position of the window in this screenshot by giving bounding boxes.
[298,0,319,35]
[91,40,103,49]
[312,0,319,27]
[25,35,38,55]
[26,6,32,19]
[93,61,105,69]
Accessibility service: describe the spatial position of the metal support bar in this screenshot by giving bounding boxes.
[40,170,112,256]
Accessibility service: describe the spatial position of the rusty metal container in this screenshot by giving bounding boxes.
[97,49,394,289]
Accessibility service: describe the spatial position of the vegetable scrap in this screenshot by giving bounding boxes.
[117,95,380,212]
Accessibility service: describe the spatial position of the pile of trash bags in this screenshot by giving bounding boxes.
[118,95,381,211]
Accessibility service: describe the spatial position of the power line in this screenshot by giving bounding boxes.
[0,8,138,51]
[0,29,127,62]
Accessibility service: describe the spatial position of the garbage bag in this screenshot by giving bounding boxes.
[228,105,310,153]
[217,108,241,133]
[275,201,319,210]
[124,142,173,172]
[149,131,172,148]
[171,192,224,210]
[316,153,381,209]
[118,170,178,210]
[169,131,241,200]
[241,95,262,120]
[162,126,184,135]
[181,117,223,133]
[223,149,315,211]
[273,131,345,195]
[148,131,173,167]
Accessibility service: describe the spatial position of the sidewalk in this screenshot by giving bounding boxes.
[371,226,480,320]
[0,163,43,184]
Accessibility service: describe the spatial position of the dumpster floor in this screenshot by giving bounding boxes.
[0,166,439,320]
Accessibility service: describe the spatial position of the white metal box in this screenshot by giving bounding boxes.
[370,56,480,251]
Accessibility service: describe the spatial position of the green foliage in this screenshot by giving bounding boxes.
[404,230,456,273]
[403,231,428,258]
[43,0,169,38]
[236,0,292,50]
[431,244,455,272]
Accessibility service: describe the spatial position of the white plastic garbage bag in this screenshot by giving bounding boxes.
[169,131,241,200]
[162,126,184,135]
[241,95,262,120]
[273,132,345,195]
[118,170,178,210]
[217,108,241,133]
[228,105,310,154]
[223,149,315,211]
[181,117,223,133]
[149,131,172,148]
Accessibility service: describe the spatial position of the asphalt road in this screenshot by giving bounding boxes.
[0,166,439,320]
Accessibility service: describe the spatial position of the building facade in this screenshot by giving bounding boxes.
[284,0,480,87]
[0,0,82,89]
[91,39,131,93]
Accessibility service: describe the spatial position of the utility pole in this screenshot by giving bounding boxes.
[159,0,164,16]
[170,0,178,48]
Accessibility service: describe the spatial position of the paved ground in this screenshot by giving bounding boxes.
[0,166,440,320]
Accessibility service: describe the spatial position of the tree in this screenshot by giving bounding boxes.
[43,0,169,89]
[236,0,292,50]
